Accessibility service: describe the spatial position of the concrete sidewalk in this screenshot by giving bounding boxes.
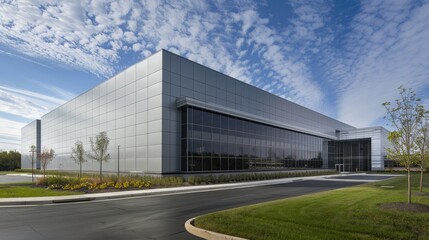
[5,173,43,177]
[0,173,400,206]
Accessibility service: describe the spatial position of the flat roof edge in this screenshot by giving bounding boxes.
[176,97,338,140]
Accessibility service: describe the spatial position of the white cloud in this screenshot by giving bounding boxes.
[1,0,428,133]
[324,0,429,127]
[32,81,76,101]
[0,87,50,120]
[0,49,53,69]
[0,0,132,77]
[0,84,75,151]
[0,117,26,151]
[0,0,329,112]
[0,85,72,120]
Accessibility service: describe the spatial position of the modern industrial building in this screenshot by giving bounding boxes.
[21,49,390,174]
[21,119,41,170]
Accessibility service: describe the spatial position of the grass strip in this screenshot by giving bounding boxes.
[0,183,82,198]
[195,173,429,240]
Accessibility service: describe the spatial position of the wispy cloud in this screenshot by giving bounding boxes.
[1,86,66,105]
[0,0,329,111]
[0,87,50,120]
[0,1,123,77]
[32,81,76,101]
[0,117,26,151]
[1,0,427,132]
[323,0,429,127]
[0,84,75,151]
[139,1,331,110]
[0,85,72,120]
[0,49,53,69]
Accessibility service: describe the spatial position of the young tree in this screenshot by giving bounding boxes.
[71,141,86,179]
[382,86,423,204]
[87,132,110,183]
[40,148,55,182]
[415,113,429,192]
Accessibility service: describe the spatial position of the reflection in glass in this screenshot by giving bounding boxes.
[180,106,371,172]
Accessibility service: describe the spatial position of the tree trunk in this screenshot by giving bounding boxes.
[100,160,103,183]
[43,166,46,183]
[31,155,34,183]
[79,162,82,179]
[420,164,424,192]
[408,167,411,204]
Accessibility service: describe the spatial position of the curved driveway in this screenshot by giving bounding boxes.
[0,176,390,240]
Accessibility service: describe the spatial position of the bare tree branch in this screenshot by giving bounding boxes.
[87,132,110,183]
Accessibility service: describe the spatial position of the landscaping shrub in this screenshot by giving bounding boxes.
[36,175,76,186]
[186,171,335,185]
[35,174,186,191]
[33,171,334,192]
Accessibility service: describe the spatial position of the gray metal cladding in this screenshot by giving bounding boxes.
[22,49,389,174]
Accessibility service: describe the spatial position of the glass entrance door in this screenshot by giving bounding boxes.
[328,139,371,172]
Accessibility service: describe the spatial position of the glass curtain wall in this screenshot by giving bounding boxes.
[181,106,328,172]
[328,139,371,172]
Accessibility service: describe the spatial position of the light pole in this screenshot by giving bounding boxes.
[117,145,120,177]
[29,145,36,182]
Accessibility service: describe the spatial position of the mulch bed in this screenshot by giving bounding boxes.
[413,192,429,196]
[379,202,429,213]
[34,184,189,194]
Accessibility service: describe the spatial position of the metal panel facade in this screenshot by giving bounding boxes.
[162,50,359,172]
[21,49,389,174]
[39,51,163,174]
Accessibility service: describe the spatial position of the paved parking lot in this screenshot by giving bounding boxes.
[1,180,360,240]
[0,174,398,240]
[0,175,34,184]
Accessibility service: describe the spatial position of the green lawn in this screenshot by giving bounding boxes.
[0,183,82,198]
[195,173,429,240]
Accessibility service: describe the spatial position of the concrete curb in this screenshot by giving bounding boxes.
[0,173,401,206]
[0,183,270,206]
[183,173,403,240]
[185,217,247,240]
[0,176,320,206]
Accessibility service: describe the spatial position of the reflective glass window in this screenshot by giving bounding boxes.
[202,127,211,140]
[203,111,212,126]
[228,117,236,130]
[212,157,221,170]
[180,106,337,172]
[212,114,220,128]
[193,108,202,125]
[212,128,220,141]
[221,115,228,129]
[203,158,211,171]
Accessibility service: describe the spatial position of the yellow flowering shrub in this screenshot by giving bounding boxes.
[45,175,173,191]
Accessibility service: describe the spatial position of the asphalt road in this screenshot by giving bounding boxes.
[0,178,370,240]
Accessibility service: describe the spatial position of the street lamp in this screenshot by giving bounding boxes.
[29,145,36,182]
[117,145,120,177]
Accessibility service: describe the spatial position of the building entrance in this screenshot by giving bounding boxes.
[328,139,371,172]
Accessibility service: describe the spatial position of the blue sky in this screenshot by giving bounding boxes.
[1,0,429,151]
